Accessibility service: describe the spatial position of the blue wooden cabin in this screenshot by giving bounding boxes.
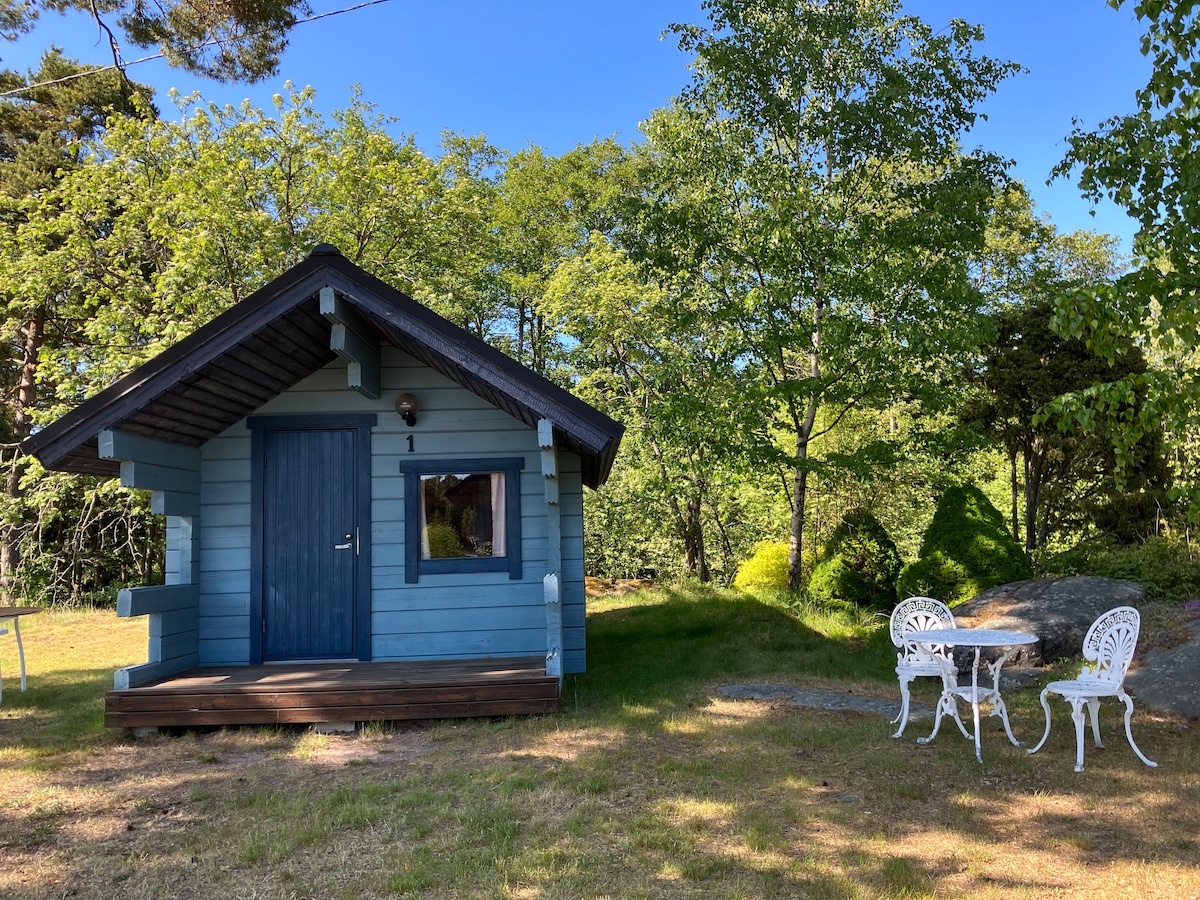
[22,246,623,728]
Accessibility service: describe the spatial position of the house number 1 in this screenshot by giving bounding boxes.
[407,434,415,452]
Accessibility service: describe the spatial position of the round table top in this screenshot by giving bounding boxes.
[915,627,1037,647]
[0,606,43,618]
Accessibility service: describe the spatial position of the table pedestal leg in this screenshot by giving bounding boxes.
[14,617,26,691]
[970,647,982,763]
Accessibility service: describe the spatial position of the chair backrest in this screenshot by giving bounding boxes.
[1079,606,1141,685]
[890,596,955,660]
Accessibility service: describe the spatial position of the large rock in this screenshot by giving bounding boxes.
[949,576,1145,668]
[1125,634,1200,718]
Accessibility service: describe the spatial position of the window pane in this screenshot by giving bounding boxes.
[420,472,506,559]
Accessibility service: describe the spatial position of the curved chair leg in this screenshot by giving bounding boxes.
[1026,688,1054,755]
[1118,690,1158,768]
[892,674,912,737]
[1087,697,1104,749]
[1068,697,1088,772]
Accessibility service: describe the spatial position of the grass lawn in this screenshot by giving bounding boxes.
[1,587,1197,899]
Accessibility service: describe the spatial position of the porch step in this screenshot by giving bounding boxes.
[104,657,559,728]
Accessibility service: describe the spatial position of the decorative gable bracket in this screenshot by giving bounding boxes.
[319,286,381,399]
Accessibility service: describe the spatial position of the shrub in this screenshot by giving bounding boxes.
[1047,535,1200,603]
[807,509,902,609]
[897,483,1032,605]
[733,541,790,594]
[425,522,463,559]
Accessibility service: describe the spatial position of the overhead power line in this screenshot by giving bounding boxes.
[0,0,396,98]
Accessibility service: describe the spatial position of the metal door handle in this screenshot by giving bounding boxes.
[334,542,353,550]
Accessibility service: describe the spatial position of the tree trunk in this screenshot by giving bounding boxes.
[1009,446,1020,543]
[1023,443,1044,561]
[787,389,820,592]
[787,289,824,592]
[1,311,44,601]
[685,493,710,582]
[788,457,810,592]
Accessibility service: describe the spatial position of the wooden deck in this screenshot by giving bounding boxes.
[104,657,559,729]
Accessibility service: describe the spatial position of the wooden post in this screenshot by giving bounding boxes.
[539,419,562,682]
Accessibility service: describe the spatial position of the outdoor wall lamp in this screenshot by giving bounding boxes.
[395,392,420,426]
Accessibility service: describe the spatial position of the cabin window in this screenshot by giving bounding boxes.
[399,457,523,582]
[420,472,506,559]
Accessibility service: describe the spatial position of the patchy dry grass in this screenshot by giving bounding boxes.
[1,595,1198,899]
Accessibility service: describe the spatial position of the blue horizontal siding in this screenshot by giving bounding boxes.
[193,348,591,670]
[200,618,246,640]
[374,628,547,660]
[199,638,247,664]
[150,607,199,638]
[373,604,545,634]
[202,594,248,615]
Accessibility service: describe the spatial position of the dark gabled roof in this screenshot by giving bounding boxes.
[22,246,624,489]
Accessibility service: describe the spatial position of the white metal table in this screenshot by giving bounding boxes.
[914,627,1038,763]
[0,605,41,701]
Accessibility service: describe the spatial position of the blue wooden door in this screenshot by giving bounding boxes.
[262,428,358,660]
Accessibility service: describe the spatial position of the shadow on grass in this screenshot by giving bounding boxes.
[572,585,897,712]
[0,667,122,749]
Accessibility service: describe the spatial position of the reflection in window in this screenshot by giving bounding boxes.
[400,456,522,583]
[420,472,507,559]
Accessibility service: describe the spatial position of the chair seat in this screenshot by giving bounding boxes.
[1045,679,1122,698]
[896,660,949,677]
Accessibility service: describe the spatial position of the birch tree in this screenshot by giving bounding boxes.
[639,0,1018,589]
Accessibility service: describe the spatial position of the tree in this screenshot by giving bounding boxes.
[965,302,1169,556]
[545,235,736,582]
[0,50,148,601]
[0,86,491,601]
[1053,0,1200,520]
[494,139,635,375]
[2,0,309,82]
[637,0,1018,590]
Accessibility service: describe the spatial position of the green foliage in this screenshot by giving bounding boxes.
[424,523,463,560]
[807,509,901,610]
[1047,535,1200,603]
[898,483,1033,605]
[732,541,790,595]
[1052,0,1200,520]
[12,470,160,607]
[641,0,1018,589]
[0,54,152,605]
[3,0,308,82]
[964,300,1170,552]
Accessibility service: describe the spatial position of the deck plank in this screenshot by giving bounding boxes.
[104,657,559,728]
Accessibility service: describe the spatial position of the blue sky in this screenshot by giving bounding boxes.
[16,0,1151,250]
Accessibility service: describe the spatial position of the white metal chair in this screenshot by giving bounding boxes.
[889,596,969,739]
[1027,606,1157,772]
